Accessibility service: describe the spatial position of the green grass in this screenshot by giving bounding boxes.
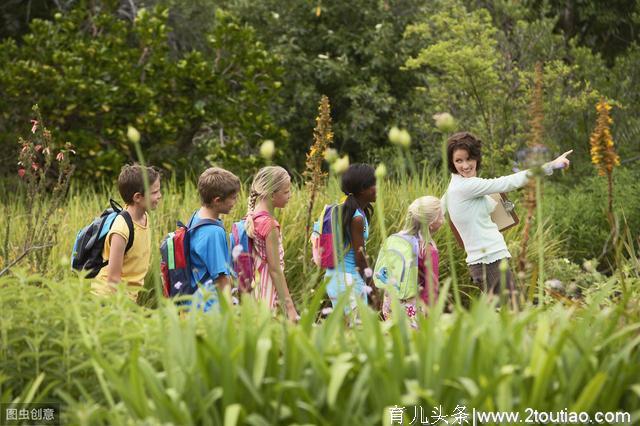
[1,272,639,424]
[1,170,639,424]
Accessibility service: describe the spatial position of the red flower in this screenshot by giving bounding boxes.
[18,168,26,178]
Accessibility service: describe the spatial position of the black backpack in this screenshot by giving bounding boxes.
[71,199,135,278]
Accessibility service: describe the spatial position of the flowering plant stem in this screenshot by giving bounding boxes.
[535,176,544,305]
[441,134,461,308]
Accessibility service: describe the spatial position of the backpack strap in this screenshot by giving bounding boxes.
[109,198,124,213]
[108,199,135,254]
[185,210,223,231]
[396,232,420,259]
[189,219,224,231]
[185,214,226,286]
[119,210,135,254]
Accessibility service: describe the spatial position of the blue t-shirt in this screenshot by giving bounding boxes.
[188,213,231,312]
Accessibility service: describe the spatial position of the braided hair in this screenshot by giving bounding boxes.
[245,166,290,238]
[340,164,376,243]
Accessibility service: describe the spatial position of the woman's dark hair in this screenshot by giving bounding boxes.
[340,163,376,242]
[446,132,483,174]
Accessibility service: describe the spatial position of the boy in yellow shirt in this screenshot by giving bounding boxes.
[92,164,162,301]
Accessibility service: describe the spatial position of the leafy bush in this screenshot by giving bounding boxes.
[542,167,640,268]
[0,6,284,180]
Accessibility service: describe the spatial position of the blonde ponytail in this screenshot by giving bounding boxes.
[402,196,442,238]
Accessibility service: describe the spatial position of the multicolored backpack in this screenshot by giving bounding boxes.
[160,216,222,298]
[230,211,270,293]
[373,233,420,299]
[310,204,342,269]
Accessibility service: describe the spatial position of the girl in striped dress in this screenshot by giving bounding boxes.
[246,166,299,321]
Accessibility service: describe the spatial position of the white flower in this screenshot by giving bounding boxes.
[432,112,456,133]
[388,126,411,148]
[397,129,411,148]
[174,281,183,290]
[321,307,333,315]
[583,260,596,273]
[388,126,402,144]
[324,148,338,163]
[259,140,275,160]
[363,285,373,295]
[364,267,373,278]
[232,244,243,261]
[545,279,564,292]
[375,164,387,179]
[332,155,350,174]
[127,125,141,144]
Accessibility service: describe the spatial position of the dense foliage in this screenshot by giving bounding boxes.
[1,268,639,424]
[0,5,283,179]
[2,0,640,179]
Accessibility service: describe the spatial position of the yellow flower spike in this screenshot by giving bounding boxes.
[589,98,619,176]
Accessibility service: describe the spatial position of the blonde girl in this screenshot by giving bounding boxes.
[382,196,444,323]
[246,166,298,321]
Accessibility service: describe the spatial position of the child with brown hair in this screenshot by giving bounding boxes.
[92,164,162,301]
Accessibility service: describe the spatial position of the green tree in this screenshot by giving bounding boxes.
[0,5,284,179]
[403,0,611,175]
[216,0,425,169]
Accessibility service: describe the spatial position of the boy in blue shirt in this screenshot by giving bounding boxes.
[189,167,241,311]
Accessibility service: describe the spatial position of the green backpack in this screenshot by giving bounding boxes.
[373,233,420,299]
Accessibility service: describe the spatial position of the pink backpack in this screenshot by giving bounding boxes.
[310,204,345,269]
[229,211,270,293]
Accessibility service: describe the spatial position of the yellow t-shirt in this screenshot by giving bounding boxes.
[92,212,151,300]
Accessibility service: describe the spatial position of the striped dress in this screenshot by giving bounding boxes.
[251,211,285,309]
